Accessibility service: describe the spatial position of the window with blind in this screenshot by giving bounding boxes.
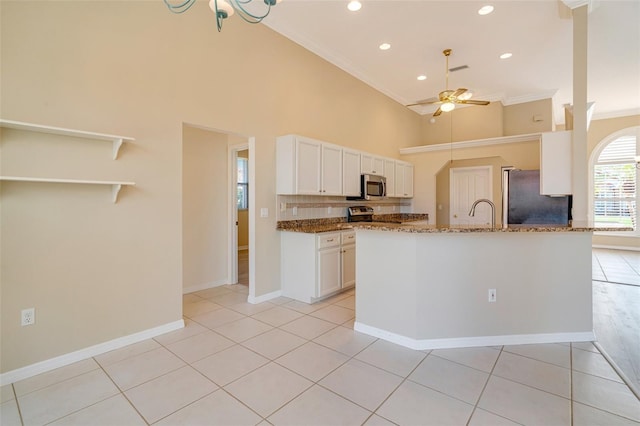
[237,157,249,210]
[593,134,637,231]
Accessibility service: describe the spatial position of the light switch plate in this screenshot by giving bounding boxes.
[260,207,268,218]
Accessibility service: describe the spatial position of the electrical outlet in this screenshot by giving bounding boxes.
[292,206,298,216]
[328,206,332,215]
[21,308,35,326]
[488,289,497,303]
[280,202,287,212]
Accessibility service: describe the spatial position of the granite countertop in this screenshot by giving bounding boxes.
[349,222,629,233]
[277,216,629,234]
[277,214,429,233]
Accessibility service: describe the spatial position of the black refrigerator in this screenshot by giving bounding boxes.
[502,169,572,225]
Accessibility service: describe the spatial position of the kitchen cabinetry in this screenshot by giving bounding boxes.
[281,230,356,303]
[384,159,396,197]
[276,134,413,199]
[361,154,385,175]
[395,161,414,198]
[343,149,361,197]
[341,231,356,289]
[540,130,572,196]
[276,135,342,195]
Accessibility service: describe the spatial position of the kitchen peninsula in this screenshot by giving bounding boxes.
[350,222,607,350]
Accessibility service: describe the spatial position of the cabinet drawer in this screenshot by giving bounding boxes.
[317,232,341,249]
[341,231,356,245]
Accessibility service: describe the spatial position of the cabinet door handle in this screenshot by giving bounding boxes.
[327,238,334,242]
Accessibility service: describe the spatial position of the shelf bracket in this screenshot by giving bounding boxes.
[112,184,122,203]
[113,138,124,160]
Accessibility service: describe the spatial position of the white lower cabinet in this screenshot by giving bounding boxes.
[281,231,355,303]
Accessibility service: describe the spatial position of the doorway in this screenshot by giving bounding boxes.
[229,142,251,291]
[236,148,249,286]
[450,166,493,225]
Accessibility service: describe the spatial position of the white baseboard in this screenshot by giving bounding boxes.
[353,322,595,351]
[0,319,184,385]
[592,244,640,252]
[183,279,228,295]
[248,289,282,304]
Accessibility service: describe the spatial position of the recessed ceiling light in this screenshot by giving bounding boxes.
[500,52,513,59]
[478,5,494,15]
[379,43,391,51]
[417,75,427,81]
[347,1,362,12]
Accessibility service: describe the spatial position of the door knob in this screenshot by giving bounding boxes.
[454,214,458,218]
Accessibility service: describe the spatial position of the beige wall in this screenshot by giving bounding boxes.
[182,126,229,292]
[415,99,554,147]
[0,1,421,373]
[503,99,554,135]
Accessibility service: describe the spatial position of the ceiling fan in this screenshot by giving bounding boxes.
[408,49,490,116]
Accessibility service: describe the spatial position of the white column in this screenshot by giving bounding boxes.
[572,5,589,223]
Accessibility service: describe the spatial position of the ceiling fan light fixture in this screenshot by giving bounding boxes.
[458,91,473,100]
[441,102,455,112]
[347,1,362,12]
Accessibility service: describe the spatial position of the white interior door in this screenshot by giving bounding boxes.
[450,166,493,225]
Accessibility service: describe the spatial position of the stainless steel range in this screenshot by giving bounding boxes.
[348,206,374,222]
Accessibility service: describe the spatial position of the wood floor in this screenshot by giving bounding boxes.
[592,248,640,393]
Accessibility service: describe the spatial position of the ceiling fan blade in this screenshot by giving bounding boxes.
[452,88,467,98]
[459,99,490,105]
[433,107,443,117]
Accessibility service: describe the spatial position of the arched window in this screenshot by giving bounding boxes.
[591,127,639,236]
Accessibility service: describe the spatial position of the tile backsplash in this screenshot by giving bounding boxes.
[276,195,412,221]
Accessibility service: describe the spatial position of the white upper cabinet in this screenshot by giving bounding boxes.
[540,130,572,196]
[321,143,343,195]
[395,161,414,198]
[277,135,343,196]
[384,158,396,197]
[361,153,385,175]
[343,149,361,197]
[295,137,322,194]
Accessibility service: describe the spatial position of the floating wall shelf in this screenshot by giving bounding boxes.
[0,176,135,203]
[0,119,135,160]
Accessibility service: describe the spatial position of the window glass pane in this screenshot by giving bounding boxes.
[237,158,248,184]
[594,160,636,230]
[237,183,248,210]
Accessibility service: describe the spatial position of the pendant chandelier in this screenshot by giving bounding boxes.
[164,0,281,32]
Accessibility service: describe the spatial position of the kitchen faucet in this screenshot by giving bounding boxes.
[468,198,496,228]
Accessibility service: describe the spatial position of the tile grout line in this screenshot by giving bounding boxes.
[94,357,151,426]
[570,343,574,426]
[465,345,505,426]
[11,383,26,426]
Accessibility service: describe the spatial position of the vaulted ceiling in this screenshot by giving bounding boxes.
[263,0,640,125]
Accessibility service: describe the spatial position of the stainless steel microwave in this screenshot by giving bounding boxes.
[361,174,386,200]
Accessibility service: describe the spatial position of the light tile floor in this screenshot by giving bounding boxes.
[2,284,640,425]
